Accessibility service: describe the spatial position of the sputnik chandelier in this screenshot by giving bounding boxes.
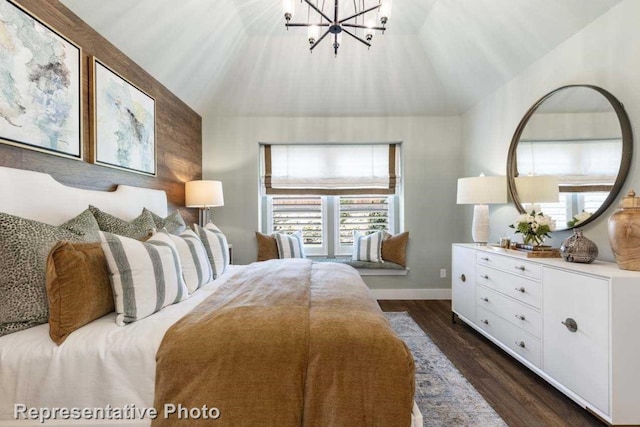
[282,0,392,56]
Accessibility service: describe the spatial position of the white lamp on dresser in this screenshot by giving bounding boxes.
[457,174,507,245]
[514,175,559,213]
[451,243,640,425]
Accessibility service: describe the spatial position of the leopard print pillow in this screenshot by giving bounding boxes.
[143,208,186,235]
[0,212,86,337]
[59,208,101,242]
[89,205,156,240]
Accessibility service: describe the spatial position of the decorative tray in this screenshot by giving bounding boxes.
[511,244,561,258]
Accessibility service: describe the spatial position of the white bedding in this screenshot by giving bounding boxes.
[0,266,244,425]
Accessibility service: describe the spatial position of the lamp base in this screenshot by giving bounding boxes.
[472,204,490,244]
[198,208,210,227]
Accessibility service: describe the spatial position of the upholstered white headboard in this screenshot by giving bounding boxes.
[0,166,168,225]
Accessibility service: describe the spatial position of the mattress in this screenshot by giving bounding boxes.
[0,266,244,425]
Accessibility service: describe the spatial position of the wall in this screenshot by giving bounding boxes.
[203,116,463,294]
[461,0,640,261]
[0,0,202,224]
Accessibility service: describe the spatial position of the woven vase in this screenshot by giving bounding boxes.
[608,190,640,271]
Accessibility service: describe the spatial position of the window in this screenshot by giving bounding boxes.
[260,142,402,257]
[266,195,395,257]
[270,196,325,253]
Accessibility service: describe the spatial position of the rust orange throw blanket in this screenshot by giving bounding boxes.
[153,259,415,426]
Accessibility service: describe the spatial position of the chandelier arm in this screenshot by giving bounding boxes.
[286,23,330,27]
[302,0,333,23]
[341,27,371,47]
[310,29,332,51]
[338,4,380,24]
[342,23,386,30]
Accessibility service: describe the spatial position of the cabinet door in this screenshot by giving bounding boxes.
[543,267,610,415]
[452,246,476,321]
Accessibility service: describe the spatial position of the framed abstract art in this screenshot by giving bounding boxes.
[0,0,82,159]
[91,56,156,176]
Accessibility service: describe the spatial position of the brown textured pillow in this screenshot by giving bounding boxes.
[381,232,409,267]
[46,241,115,345]
[256,231,279,261]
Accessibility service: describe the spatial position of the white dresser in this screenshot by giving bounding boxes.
[452,243,640,425]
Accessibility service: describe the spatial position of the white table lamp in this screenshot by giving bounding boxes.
[457,174,507,244]
[515,175,559,213]
[185,180,224,226]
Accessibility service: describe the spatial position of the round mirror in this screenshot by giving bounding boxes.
[507,85,633,231]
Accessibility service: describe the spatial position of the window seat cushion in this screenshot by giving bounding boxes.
[312,257,405,270]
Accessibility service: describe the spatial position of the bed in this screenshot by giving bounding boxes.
[0,166,421,426]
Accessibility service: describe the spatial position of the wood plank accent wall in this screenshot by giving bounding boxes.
[0,0,202,225]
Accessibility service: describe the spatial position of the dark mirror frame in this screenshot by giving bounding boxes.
[507,84,633,230]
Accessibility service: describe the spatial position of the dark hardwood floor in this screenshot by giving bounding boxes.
[379,300,607,427]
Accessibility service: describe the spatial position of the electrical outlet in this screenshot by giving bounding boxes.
[440,268,447,279]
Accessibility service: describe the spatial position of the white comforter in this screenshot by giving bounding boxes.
[0,266,243,425]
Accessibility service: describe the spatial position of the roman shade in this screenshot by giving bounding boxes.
[517,139,621,192]
[262,143,399,195]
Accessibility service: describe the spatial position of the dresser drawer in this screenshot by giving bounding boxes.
[476,251,541,281]
[476,265,542,309]
[476,306,541,368]
[476,285,542,339]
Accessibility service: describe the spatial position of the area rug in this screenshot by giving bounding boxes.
[386,312,507,427]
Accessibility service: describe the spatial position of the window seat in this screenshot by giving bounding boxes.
[311,257,409,276]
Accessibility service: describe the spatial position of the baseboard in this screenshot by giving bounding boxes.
[371,288,452,300]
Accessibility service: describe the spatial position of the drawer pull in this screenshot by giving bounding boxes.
[516,341,526,348]
[515,314,526,321]
[480,257,490,261]
[561,318,578,333]
[481,319,489,325]
[481,274,489,279]
[515,265,526,271]
[480,297,489,302]
[515,287,526,293]
[459,274,466,282]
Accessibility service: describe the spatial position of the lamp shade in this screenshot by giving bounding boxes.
[457,175,507,205]
[515,175,559,203]
[185,180,224,208]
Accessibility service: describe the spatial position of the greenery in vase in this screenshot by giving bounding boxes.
[567,210,593,228]
[509,210,556,246]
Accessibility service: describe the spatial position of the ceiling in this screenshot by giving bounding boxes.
[60,0,622,117]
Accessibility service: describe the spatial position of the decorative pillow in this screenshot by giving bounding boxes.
[381,231,409,267]
[144,208,186,235]
[89,205,155,240]
[59,208,102,242]
[165,229,213,293]
[274,231,306,259]
[352,230,385,263]
[0,212,85,337]
[195,223,230,279]
[46,241,114,345]
[256,231,279,261]
[99,231,189,326]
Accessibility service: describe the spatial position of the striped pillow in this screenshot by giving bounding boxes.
[274,231,306,259]
[195,223,230,279]
[352,230,384,263]
[99,231,189,326]
[166,229,213,293]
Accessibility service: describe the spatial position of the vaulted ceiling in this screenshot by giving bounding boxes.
[61,0,621,116]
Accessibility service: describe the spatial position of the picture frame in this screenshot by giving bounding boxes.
[0,0,82,160]
[90,56,157,176]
